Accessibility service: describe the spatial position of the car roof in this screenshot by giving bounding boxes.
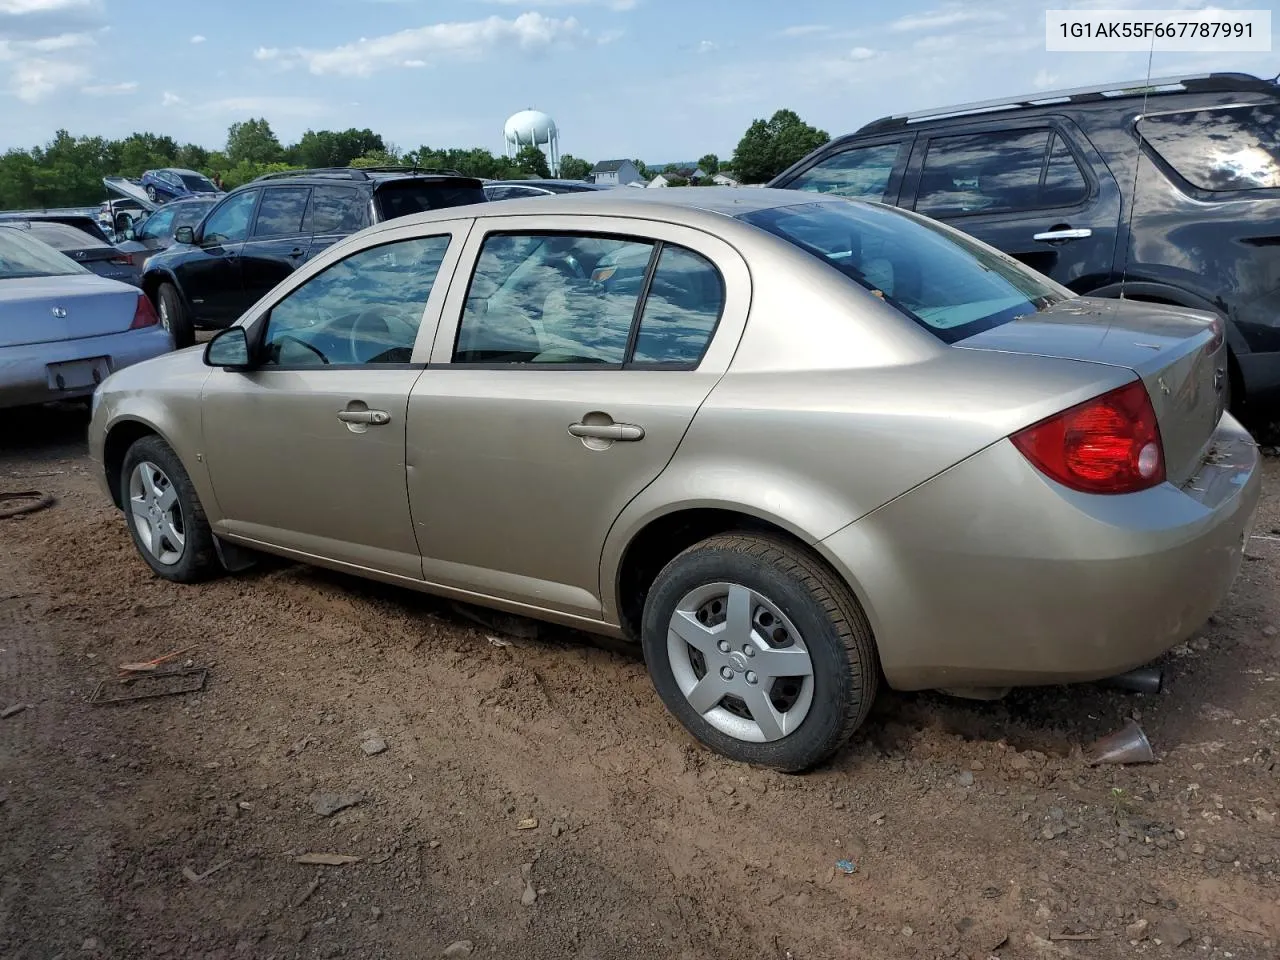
[247,167,482,188]
[364,186,836,232]
[158,167,206,177]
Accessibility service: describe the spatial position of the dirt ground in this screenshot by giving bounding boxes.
[1,404,1278,960]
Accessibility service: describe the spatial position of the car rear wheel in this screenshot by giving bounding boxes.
[121,435,219,583]
[641,533,879,772]
[156,282,195,349]
[145,184,158,202]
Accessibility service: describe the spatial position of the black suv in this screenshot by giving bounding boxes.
[141,167,486,346]
[770,72,1280,420]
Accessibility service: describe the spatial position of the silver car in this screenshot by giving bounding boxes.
[87,188,1260,771]
[0,227,173,409]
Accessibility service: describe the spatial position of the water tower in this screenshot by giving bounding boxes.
[504,109,559,177]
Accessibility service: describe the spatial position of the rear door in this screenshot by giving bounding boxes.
[240,185,313,308]
[406,214,750,620]
[899,118,1121,289]
[303,184,370,260]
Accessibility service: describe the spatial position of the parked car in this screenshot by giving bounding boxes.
[0,215,140,285]
[769,71,1280,423]
[140,166,487,347]
[140,168,223,204]
[115,196,218,260]
[89,188,1258,771]
[0,226,171,410]
[98,197,150,240]
[483,179,610,200]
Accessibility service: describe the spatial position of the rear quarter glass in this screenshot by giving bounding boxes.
[375,182,486,220]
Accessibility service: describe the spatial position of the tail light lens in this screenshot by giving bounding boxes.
[111,253,134,266]
[1011,380,1165,494]
[1204,313,1224,355]
[129,294,159,330]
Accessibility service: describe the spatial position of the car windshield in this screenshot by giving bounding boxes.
[375,181,486,220]
[180,174,217,192]
[0,226,90,279]
[739,200,1069,343]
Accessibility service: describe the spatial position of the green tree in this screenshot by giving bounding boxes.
[514,144,550,179]
[350,148,400,168]
[632,159,651,181]
[558,154,592,181]
[731,109,829,183]
[697,153,719,175]
[292,128,386,168]
[226,118,283,165]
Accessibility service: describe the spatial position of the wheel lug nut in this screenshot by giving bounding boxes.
[743,645,755,658]
[720,666,734,681]
[717,640,730,653]
[745,671,758,685]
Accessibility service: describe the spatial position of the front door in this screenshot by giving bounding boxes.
[240,185,313,309]
[407,217,750,620]
[900,119,1122,289]
[201,228,462,579]
[182,188,258,326]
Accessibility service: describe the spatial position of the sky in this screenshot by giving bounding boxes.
[0,0,1275,163]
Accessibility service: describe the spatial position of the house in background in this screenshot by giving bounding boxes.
[648,166,708,188]
[589,159,643,187]
[712,171,739,186]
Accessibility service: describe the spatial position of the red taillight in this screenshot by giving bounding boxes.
[129,294,159,330]
[1011,380,1165,494]
[111,253,134,266]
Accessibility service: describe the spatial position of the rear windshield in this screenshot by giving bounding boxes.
[0,226,89,279]
[1138,103,1280,192]
[20,221,107,252]
[180,174,218,192]
[739,200,1068,343]
[375,181,486,221]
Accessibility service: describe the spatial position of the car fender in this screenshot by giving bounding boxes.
[141,265,194,313]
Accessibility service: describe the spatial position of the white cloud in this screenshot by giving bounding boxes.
[200,95,327,117]
[285,13,589,77]
[25,30,92,51]
[848,46,876,61]
[697,39,716,54]
[402,58,426,67]
[81,79,136,95]
[1032,68,1059,89]
[253,45,279,60]
[888,5,1008,32]
[477,0,637,7]
[0,0,91,13]
[161,90,183,106]
[781,24,827,37]
[190,34,205,44]
[9,56,87,100]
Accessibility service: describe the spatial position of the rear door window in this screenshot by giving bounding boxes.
[915,128,1082,216]
[1138,103,1280,191]
[782,140,910,202]
[304,186,369,235]
[253,186,312,238]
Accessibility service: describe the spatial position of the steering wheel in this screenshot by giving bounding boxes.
[349,308,393,363]
[274,334,328,365]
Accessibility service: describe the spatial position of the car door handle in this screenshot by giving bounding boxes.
[1032,227,1092,242]
[568,421,644,441]
[288,247,305,259]
[337,409,391,425]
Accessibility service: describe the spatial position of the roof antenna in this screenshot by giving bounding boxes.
[1118,35,1157,300]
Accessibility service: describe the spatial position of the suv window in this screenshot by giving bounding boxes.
[740,200,1067,344]
[304,186,369,235]
[375,180,487,221]
[455,233,652,364]
[784,141,908,201]
[915,128,1086,216]
[262,235,450,366]
[254,186,311,238]
[173,202,213,230]
[631,246,724,365]
[138,208,174,241]
[1138,103,1280,192]
[203,191,258,244]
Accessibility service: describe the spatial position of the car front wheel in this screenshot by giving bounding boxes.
[641,534,879,772]
[156,282,195,349]
[121,435,219,583]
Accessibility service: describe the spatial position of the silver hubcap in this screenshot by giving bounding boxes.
[128,461,185,565]
[158,298,170,331]
[667,583,815,743]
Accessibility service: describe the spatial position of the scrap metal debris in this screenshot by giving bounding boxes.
[118,646,194,675]
[0,490,55,520]
[89,667,208,705]
[1087,719,1155,765]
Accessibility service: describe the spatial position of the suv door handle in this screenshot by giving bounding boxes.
[1033,227,1092,242]
[288,247,305,259]
[337,409,391,425]
[568,421,644,441]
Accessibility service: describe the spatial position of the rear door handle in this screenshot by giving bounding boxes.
[568,421,644,441]
[288,247,306,259]
[1032,227,1092,242]
[337,409,391,425]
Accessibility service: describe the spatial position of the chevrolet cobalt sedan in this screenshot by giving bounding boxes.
[88,188,1260,771]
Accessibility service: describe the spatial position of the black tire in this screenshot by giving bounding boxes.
[641,533,879,772]
[156,282,195,349]
[120,435,220,583]
[145,184,158,202]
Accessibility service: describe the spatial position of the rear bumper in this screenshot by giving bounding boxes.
[819,415,1261,691]
[0,327,173,410]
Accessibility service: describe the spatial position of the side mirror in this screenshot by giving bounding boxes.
[203,326,252,368]
[175,225,196,245]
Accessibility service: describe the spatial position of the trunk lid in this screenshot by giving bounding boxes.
[0,274,141,348]
[956,297,1229,486]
